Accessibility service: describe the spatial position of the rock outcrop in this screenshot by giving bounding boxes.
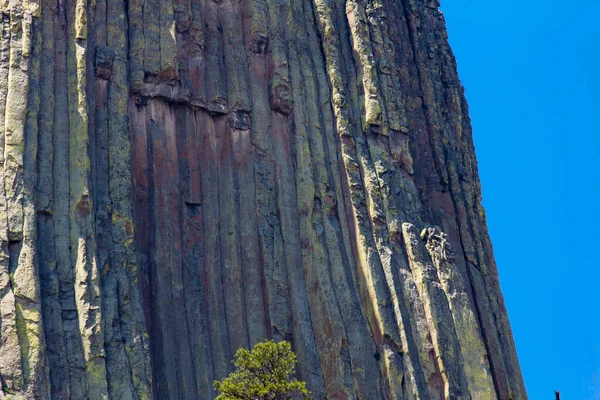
[0,0,526,398]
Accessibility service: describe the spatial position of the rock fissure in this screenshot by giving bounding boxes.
[0,0,526,398]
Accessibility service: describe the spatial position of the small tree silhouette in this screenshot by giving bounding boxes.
[214,340,310,400]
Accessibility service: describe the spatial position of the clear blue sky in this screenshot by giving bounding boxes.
[441,1,600,399]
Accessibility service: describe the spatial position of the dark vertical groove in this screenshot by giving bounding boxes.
[215,114,249,355]
[147,101,195,398]
[256,0,292,348]
[145,105,161,397]
[37,0,69,396]
[0,0,527,397]
[148,101,178,398]
[234,0,269,347]
[94,0,124,393]
[177,107,214,398]
[217,0,256,351]
[162,104,196,399]
[244,0,282,348]
[53,1,90,395]
[197,111,231,381]
[129,99,156,398]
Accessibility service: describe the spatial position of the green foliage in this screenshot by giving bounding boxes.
[214,340,310,400]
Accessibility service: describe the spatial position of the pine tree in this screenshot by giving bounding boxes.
[214,340,310,400]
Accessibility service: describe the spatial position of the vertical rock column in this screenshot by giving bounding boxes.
[0,0,527,398]
[422,226,496,400]
[0,0,49,397]
[66,0,108,394]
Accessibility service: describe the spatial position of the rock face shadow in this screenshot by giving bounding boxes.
[0,0,526,399]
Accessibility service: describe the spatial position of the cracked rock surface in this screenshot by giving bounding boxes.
[0,0,526,398]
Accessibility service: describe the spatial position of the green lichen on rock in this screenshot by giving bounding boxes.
[0,0,527,398]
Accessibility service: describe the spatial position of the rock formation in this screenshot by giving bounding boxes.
[0,0,526,398]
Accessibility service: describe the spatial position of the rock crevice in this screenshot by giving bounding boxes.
[0,0,526,399]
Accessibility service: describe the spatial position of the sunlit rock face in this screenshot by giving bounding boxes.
[0,0,526,398]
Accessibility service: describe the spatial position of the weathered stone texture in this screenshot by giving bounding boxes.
[0,0,526,398]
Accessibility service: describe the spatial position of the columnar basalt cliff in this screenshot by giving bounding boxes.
[0,0,526,398]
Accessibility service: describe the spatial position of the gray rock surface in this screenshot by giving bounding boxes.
[0,0,526,398]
